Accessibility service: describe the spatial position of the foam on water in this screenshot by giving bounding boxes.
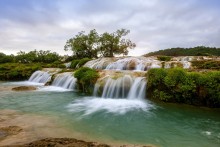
[3,81,44,86]
[67,97,154,115]
[37,86,73,92]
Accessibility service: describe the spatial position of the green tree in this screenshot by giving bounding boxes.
[99,29,136,57]
[64,29,99,59]
[0,53,14,63]
[64,29,136,58]
[15,50,61,63]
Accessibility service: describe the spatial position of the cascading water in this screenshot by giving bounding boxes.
[67,75,152,115]
[94,75,147,99]
[85,57,162,71]
[84,56,194,71]
[127,77,146,99]
[28,71,51,83]
[52,73,76,90]
[101,75,133,98]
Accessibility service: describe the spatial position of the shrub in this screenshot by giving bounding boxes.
[70,60,80,69]
[146,68,220,107]
[77,58,91,67]
[0,63,42,80]
[70,58,91,69]
[74,67,99,93]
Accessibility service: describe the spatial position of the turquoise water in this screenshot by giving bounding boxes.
[0,83,220,147]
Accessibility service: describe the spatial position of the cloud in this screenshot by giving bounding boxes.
[0,0,220,56]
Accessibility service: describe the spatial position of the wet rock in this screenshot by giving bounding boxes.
[18,138,111,147]
[0,126,23,140]
[12,86,37,91]
[0,126,23,135]
[0,131,7,139]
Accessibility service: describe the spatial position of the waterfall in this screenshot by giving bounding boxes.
[84,57,162,71]
[94,75,146,99]
[28,71,51,83]
[127,77,146,99]
[52,73,76,90]
[84,56,193,71]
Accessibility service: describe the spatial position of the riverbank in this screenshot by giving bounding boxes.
[0,109,155,147]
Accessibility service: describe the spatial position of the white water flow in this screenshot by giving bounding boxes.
[52,73,76,90]
[28,71,51,83]
[67,75,153,115]
[127,77,146,99]
[84,57,194,71]
[94,75,147,99]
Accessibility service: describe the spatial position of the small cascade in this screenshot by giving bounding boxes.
[94,75,146,99]
[84,58,116,69]
[106,57,142,70]
[28,71,51,83]
[127,77,146,99]
[52,73,76,90]
[85,57,161,71]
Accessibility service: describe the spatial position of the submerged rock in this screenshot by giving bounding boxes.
[16,137,154,147]
[12,86,37,91]
[19,138,111,147]
[0,126,23,139]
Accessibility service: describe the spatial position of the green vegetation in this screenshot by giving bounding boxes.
[77,58,91,67]
[0,53,14,63]
[0,63,42,80]
[0,50,65,80]
[15,50,61,63]
[147,68,220,107]
[64,29,136,58]
[191,60,220,69]
[74,67,99,93]
[70,58,91,69]
[157,56,172,61]
[145,46,220,56]
[70,60,80,69]
[0,62,66,81]
[0,50,62,64]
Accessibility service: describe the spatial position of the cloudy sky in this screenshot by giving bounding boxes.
[0,0,220,56]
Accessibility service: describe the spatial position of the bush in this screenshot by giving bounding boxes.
[146,68,220,107]
[74,67,99,93]
[0,63,42,80]
[157,56,172,61]
[70,58,91,69]
[70,60,80,69]
[78,58,91,67]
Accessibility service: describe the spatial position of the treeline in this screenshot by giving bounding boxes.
[0,50,67,80]
[0,50,62,63]
[147,68,220,107]
[0,63,42,81]
[145,46,220,56]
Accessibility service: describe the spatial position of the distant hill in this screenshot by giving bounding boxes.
[144,46,220,56]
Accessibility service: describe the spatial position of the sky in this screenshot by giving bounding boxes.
[0,0,220,56]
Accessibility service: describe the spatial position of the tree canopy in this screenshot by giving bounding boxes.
[64,29,136,58]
